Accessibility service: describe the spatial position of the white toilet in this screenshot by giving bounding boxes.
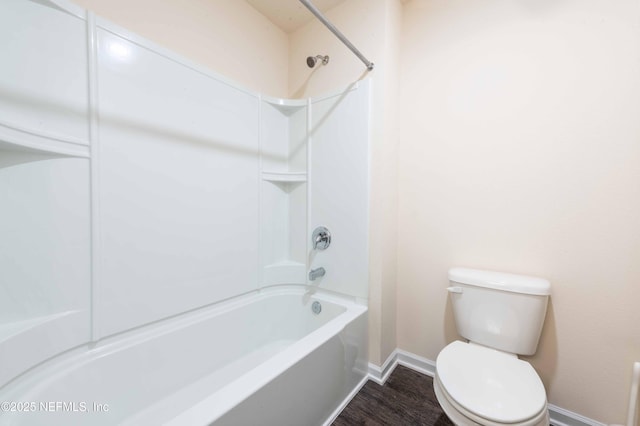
[434,267,551,426]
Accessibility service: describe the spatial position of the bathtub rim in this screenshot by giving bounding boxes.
[1,285,367,422]
[165,295,367,425]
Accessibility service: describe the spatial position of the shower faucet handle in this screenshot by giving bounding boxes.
[312,226,331,250]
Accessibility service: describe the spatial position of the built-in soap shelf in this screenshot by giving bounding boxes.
[262,261,307,286]
[261,171,307,183]
[261,96,307,116]
[0,121,89,159]
[0,310,89,387]
[0,312,73,344]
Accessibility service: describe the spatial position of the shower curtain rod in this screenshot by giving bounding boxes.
[299,0,374,71]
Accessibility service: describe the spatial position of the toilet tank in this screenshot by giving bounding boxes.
[448,268,551,356]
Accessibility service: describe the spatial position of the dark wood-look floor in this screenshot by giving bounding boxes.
[333,365,454,426]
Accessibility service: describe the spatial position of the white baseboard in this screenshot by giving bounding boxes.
[368,348,436,386]
[396,349,436,378]
[368,349,399,385]
[548,404,606,426]
[367,349,605,426]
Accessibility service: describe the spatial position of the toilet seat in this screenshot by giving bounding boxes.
[435,341,547,425]
[434,373,549,426]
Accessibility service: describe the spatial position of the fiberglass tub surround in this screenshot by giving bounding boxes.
[0,0,371,424]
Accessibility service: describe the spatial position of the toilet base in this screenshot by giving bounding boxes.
[433,373,550,426]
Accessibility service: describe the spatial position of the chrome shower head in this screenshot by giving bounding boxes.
[306,55,329,68]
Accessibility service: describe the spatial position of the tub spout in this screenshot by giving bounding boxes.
[309,267,326,281]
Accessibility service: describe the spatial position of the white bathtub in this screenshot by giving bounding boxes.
[0,288,368,425]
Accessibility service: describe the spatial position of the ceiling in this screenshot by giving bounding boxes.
[246,0,347,33]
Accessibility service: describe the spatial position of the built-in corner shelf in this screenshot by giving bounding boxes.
[263,261,306,286]
[261,95,307,116]
[259,95,308,288]
[0,312,73,344]
[0,121,90,159]
[261,171,307,183]
[0,310,89,387]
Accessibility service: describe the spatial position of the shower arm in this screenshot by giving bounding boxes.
[298,0,374,71]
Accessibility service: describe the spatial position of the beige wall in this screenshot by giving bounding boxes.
[288,0,403,365]
[71,0,289,97]
[397,0,640,423]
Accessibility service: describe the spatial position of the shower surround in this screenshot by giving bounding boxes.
[0,0,371,424]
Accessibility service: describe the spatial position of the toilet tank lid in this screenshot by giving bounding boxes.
[448,267,551,296]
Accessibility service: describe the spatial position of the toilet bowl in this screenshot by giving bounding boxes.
[434,341,549,426]
[435,268,551,426]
